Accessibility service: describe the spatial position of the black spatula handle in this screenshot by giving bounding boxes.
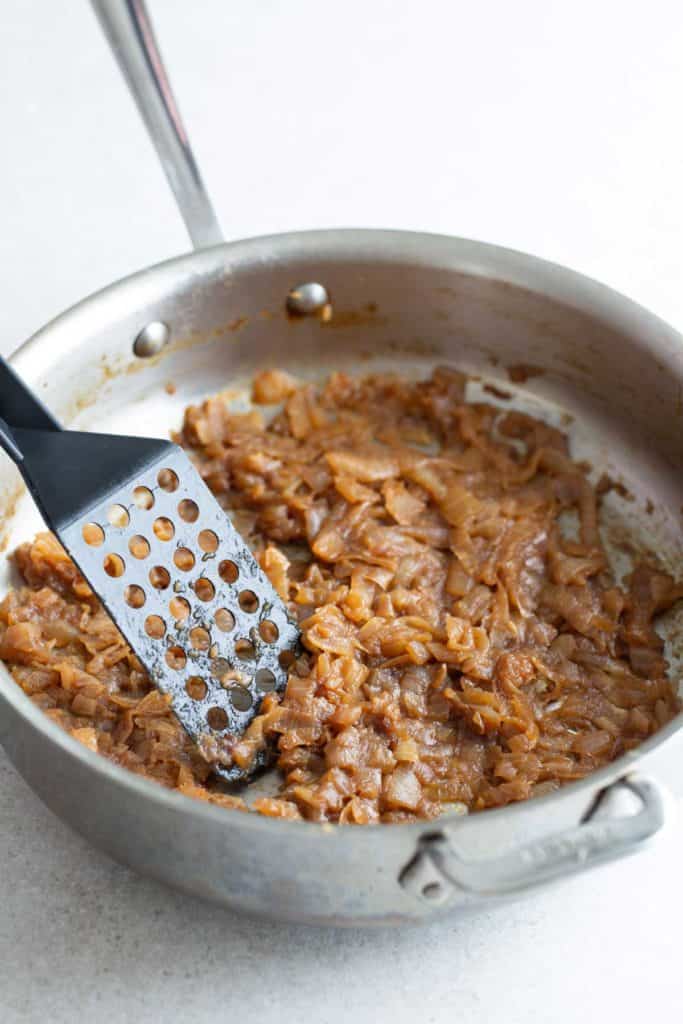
[0,356,61,432]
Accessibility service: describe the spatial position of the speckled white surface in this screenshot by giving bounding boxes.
[1,1,683,1021]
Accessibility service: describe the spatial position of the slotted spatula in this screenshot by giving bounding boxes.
[0,356,300,781]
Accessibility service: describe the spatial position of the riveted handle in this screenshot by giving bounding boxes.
[400,774,668,907]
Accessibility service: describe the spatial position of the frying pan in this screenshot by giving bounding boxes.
[0,0,681,925]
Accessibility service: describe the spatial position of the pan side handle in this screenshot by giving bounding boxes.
[399,774,668,907]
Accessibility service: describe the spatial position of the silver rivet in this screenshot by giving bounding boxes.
[286,282,329,316]
[133,321,170,357]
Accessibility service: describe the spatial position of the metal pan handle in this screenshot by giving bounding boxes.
[400,774,668,907]
[90,0,224,251]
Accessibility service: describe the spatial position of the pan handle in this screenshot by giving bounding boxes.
[90,0,224,251]
[400,774,669,907]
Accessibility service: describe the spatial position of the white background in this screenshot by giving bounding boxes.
[1,1,682,1021]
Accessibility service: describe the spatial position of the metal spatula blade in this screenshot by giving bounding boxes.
[0,361,300,782]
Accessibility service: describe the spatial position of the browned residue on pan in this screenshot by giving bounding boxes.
[229,316,248,332]
[319,306,388,330]
[0,483,25,554]
[596,474,635,503]
[482,383,513,401]
[507,363,545,384]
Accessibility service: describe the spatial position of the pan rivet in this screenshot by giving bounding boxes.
[286,282,329,316]
[133,320,170,357]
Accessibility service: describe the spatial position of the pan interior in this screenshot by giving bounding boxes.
[0,345,681,803]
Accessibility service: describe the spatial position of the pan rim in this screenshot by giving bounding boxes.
[11,227,683,378]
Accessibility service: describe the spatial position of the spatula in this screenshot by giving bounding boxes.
[0,356,300,781]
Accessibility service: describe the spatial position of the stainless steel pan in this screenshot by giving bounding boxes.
[0,2,681,925]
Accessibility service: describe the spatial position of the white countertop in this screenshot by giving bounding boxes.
[1,1,682,1021]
